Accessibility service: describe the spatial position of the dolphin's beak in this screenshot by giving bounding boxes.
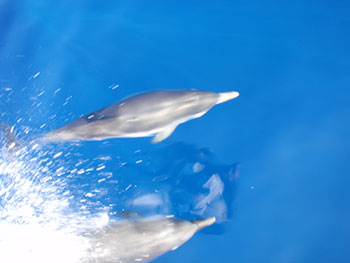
[217,91,240,104]
[192,217,216,231]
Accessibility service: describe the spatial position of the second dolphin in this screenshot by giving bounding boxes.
[84,215,216,263]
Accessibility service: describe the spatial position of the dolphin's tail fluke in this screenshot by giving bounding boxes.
[192,217,216,231]
[217,91,239,104]
[40,129,69,143]
[40,132,55,142]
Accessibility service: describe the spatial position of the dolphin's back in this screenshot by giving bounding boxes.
[96,90,219,132]
[99,90,217,117]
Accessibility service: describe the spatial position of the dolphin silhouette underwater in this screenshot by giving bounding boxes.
[85,215,216,263]
[42,89,239,143]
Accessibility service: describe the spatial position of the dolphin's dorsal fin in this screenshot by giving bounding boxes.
[151,125,177,143]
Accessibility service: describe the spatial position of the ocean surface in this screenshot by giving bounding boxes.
[0,0,349,262]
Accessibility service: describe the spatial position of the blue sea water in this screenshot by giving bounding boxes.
[0,0,349,262]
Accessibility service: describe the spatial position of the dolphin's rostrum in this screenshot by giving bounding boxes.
[43,89,239,143]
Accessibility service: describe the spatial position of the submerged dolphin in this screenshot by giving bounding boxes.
[42,89,239,143]
[85,215,216,263]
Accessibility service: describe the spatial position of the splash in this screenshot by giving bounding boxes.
[0,132,109,263]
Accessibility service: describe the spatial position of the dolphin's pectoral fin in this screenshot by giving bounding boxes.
[151,125,177,143]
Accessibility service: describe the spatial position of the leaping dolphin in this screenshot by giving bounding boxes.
[42,89,239,143]
[84,215,216,263]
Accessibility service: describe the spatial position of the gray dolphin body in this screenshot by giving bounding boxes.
[43,89,239,143]
[84,216,216,263]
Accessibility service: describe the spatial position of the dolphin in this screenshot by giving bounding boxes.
[84,215,216,263]
[42,89,239,143]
